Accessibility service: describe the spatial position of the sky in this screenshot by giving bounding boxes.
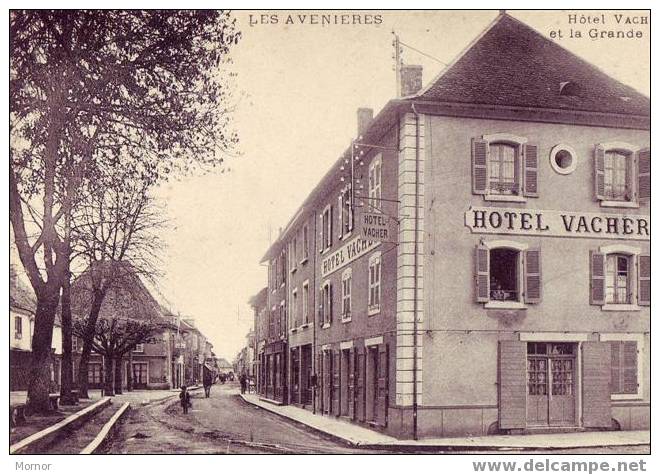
[9,10,649,362]
[151,10,649,361]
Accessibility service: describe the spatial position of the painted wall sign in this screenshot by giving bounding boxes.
[358,211,398,243]
[321,236,380,278]
[465,206,649,241]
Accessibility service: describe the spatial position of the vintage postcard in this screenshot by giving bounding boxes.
[7,7,651,465]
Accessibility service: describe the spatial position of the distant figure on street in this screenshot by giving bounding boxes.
[179,385,192,414]
[239,373,247,394]
[203,367,213,398]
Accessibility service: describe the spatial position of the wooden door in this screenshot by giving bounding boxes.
[347,349,355,419]
[355,349,364,421]
[332,351,340,415]
[376,344,389,427]
[549,356,576,425]
[132,363,148,388]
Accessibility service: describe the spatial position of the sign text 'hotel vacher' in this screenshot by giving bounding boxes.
[465,207,649,241]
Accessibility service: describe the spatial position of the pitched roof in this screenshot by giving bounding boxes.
[9,264,36,314]
[416,13,649,116]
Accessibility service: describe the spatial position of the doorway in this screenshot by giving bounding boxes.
[132,362,148,389]
[527,342,577,426]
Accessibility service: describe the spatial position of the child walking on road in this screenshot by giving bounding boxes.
[180,385,192,414]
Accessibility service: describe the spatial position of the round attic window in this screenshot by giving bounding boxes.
[550,145,577,175]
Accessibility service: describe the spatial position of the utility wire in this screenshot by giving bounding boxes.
[399,40,448,66]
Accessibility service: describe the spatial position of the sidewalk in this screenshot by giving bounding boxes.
[239,394,650,450]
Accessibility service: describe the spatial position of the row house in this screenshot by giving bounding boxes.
[255,12,649,439]
[250,287,268,392]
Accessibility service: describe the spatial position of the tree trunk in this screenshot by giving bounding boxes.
[27,288,60,413]
[78,290,105,398]
[59,269,76,405]
[104,355,115,396]
[126,351,133,391]
[114,355,123,394]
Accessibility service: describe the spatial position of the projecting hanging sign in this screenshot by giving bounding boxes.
[465,206,649,241]
[321,237,380,278]
[358,211,398,244]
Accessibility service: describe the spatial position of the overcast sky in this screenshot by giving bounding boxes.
[14,10,648,361]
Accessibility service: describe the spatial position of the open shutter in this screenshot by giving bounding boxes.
[638,254,650,306]
[582,342,612,428]
[338,194,343,239]
[329,283,333,324]
[610,342,621,394]
[498,341,527,430]
[589,251,606,305]
[637,148,650,201]
[622,341,638,394]
[523,143,539,197]
[594,145,606,200]
[475,244,490,302]
[348,349,355,419]
[376,344,389,427]
[524,248,542,304]
[472,138,489,195]
[332,351,340,415]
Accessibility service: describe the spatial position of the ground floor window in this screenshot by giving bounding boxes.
[89,363,102,384]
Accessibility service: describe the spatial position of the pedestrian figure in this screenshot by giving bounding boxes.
[203,366,213,398]
[239,373,247,394]
[180,385,192,414]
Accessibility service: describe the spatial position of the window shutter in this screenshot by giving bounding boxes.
[610,342,622,394]
[622,341,638,394]
[472,138,489,195]
[524,248,542,304]
[329,283,333,324]
[637,254,650,306]
[338,194,343,239]
[377,344,389,426]
[594,145,606,200]
[474,244,490,302]
[589,251,606,305]
[523,143,539,197]
[498,341,527,429]
[637,148,650,201]
[581,342,612,428]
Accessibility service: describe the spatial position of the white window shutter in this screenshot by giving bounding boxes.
[524,248,542,303]
[589,251,606,305]
[523,143,539,197]
[594,145,606,201]
[472,138,489,195]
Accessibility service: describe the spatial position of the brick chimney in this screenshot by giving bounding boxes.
[357,107,373,139]
[400,64,423,97]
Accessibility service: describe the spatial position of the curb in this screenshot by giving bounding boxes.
[239,394,360,448]
[10,397,112,454]
[239,395,649,452]
[80,402,131,454]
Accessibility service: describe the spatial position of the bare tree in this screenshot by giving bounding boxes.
[69,182,165,398]
[10,10,241,412]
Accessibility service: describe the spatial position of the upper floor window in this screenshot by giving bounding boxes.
[338,185,353,238]
[475,241,542,308]
[291,288,298,328]
[302,281,310,324]
[14,316,22,339]
[341,268,352,321]
[594,143,650,207]
[471,134,537,202]
[368,252,381,315]
[290,238,297,273]
[302,225,309,262]
[321,281,333,326]
[134,343,144,353]
[368,154,382,211]
[590,245,649,310]
[321,205,333,251]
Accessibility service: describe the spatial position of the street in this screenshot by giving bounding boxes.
[103,383,649,455]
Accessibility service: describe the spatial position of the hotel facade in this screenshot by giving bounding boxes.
[256,13,650,438]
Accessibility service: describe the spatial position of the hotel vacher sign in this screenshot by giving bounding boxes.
[465,206,649,241]
[321,237,380,278]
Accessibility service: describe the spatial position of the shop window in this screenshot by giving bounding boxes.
[590,246,649,309]
[471,134,537,201]
[594,143,650,207]
[368,252,381,315]
[341,268,352,321]
[475,241,541,307]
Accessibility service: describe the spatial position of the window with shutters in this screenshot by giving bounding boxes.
[601,334,644,400]
[590,245,648,310]
[594,143,649,208]
[302,224,309,263]
[472,134,536,202]
[290,237,297,273]
[338,185,353,238]
[368,252,382,315]
[302,280,310,325]
[321,205,333,251]
[321,281,332,327]
[368,154,382,211]
[291,288,298,329]
[341,268,352,321]
[475,240,541,309]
